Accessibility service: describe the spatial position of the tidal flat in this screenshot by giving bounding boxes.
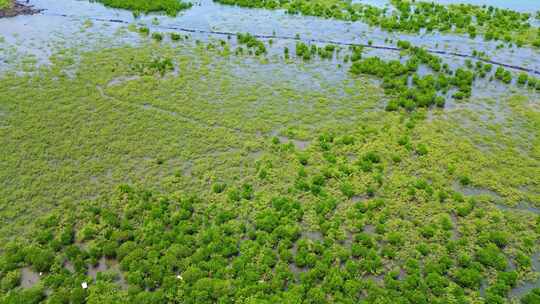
[1,0,540,303]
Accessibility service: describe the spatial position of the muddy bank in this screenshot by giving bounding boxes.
[0,0,42,18]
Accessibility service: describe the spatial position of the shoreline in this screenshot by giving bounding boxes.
[0,0,42,18]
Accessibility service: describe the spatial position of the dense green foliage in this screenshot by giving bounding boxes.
[2,2,540,303]
[0,0,11,10]
[495,67,513,84]
[522,288,540,303]
[237,33,267,55]
[349,43,470,110]
[1,38,540,302]
[294,42,337,61]
[1,181,532,303]
[94,0,192,16]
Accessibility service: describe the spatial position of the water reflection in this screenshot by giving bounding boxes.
[1,0,538,73]
[353,0,540,13]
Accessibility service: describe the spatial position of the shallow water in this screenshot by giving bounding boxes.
[20,267,40,288]
[88,257,127,289]
[432,0,540,13]
[453,184,540,215]
[495,201,540,215]
[510,252,540,299]
[455,183,503,199]
[355,0,540,13]
[2,0,539,75]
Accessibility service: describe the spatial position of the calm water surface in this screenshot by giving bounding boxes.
[355,0,540,12]
[1,0,538,73]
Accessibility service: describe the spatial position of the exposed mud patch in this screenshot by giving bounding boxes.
[271,130,310,150]
[181,161,193,177]
[20,267,40,288]
[450,213,460,240]
[0,0,42,18]
[302,230,323,242]
[278,135,310,150]
[289,263,308,274]
[495,201,540,215]
[509,252,540,299]
[64,261,75,273]
[88,257,127,289]
[454,183,502,200]
[366,273,385,283]
[363,224,376,234]
[107,75,140,87]
[352,195,367,203]
[248,150,264,159]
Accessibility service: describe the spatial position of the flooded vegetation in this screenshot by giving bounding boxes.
[96,0,192,16]
[216,0,540,47]
[0,0,540,303]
